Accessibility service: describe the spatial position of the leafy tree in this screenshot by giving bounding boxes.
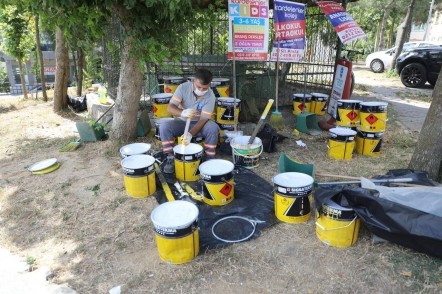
[34,14,48,101]
[0,5,34,99]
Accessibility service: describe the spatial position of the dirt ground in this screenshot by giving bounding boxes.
[0,68,441,293]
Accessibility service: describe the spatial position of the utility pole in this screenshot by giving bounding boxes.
[424,0,435,41]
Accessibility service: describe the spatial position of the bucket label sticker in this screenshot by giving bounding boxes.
[219,182,233,196]
[346,110,357,121]
[185,156,193,160]
[365,114,378,125]
[277,186,287,194]
[283,197,310,217]
[153,106,158,113]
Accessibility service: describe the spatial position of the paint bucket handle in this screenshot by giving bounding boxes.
[315,216,357,231]
[232,144,263,158]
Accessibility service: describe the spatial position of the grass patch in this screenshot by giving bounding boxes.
[395,91,432,103]
[384,70,399,78]
[86,184,100,197]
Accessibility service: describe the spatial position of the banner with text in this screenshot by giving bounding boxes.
[228,0,269,61]
[270,0,305,62]
[317,1,366,45]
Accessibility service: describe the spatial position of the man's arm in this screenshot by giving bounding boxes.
[167,100,183,117]
[189,117,208,136]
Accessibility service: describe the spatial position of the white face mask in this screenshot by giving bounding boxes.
[193,82,209,96]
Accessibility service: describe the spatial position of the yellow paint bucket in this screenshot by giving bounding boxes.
[336,99,361,127]
[360,102,388,132]
[315,199,360,248]
[355,129,383,156]
[199,159,235,206]
[216,97,241,125]
[292,93,312,115]
[121,155,156,198]
[272,172,314,223]
[211,78,230,97]
[152,93,172,118]
[173,143,203,182]
[163,76,184,94]
[310,93,328,115]
[119,143,151,158]
[328,128,357,160]
[151,200,199,264]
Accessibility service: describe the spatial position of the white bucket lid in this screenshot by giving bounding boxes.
[218,97,241,103]
[212,77,229,82]
[230,135,262,149]
[152,93,172,99]
[28,158,58,172]
[293,93,312,98]
[329,127,357,136]
[154,117,174,125]
[164,76,183,80]
[338,99,361,103]
[173,143,203,155]
[120,143,151,156]
[121,154,155,169]
[310,93,329,98]
[199,159,234,176]
[272,172,314,188]
[360,101,388,107]
[151,200,199,229]
[325,199,354,211]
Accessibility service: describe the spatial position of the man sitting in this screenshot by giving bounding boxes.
[160,69,220,173]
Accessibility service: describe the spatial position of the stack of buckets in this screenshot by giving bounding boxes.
[292,93,328,116]
[272,172,361,248]
[328,100,388,160]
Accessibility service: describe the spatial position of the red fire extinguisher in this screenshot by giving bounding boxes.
[319,57,353,131]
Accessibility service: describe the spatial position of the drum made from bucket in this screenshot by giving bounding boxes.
[119,143,152,158]
[336,100,361,127]
[272,172,314,223]
[211,78,230,98]
[360,102,388,132]
[230,136,263,169]
[292,93,312,115]
[163,76,184,94]
[315,199,360,248]
[216,97,241,125]
[328,128,357,160]
[121,155,156,198]
[174,143,204,182]
[310,93,329,115]
[151,200,199,264]
[154,118,175,144]
[355,129,383,156]
[152,93,173,118]
[199,159,235,206]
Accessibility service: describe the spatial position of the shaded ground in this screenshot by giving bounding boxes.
[0,79,441,293]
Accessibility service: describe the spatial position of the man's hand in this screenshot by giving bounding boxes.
[181,132,192,146]
[181,109,196,118]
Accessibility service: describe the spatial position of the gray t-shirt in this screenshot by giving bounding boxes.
[170,81,215,121]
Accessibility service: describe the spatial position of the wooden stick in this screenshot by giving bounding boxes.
[315,172,428,187]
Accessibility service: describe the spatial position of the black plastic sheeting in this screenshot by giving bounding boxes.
[153,159,277,250]
[372,169,439,186]
[314,182,442,259]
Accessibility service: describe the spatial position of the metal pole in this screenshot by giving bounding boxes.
[423,0,435,41]
[231,20,237,132]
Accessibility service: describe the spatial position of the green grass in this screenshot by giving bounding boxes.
[384,70,399,78]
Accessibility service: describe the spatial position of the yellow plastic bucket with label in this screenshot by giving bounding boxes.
[151,200,199,264]
[292,93,312,115]
[163,76,184,94]
[211,78,230,97]
[199,159,235,206]
[316,199,360,248]
[152,93,172,118]
[273,172,314,223]
[355,129,383,156]
[119,143,151,158]
[336,99,361,127]
[310,93,328,115]
[216,97,241,125]
[360,102,388,132]
[121,155,156,198]
[328,128,357,160]
[174,143,203,182]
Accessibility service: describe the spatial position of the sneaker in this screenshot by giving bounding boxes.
[163,156,175,174]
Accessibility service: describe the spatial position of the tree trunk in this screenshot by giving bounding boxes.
[378,0,396,51]
[391,0,416,70]
[54,27,69,112]
[109,33,143,141]
[77,48,84,97]
[409,68,442,181]
[17,56,28,99]
[34,14,48,102]
[374,21,381,52]
[388,16,396,48]
[72,49,78,87]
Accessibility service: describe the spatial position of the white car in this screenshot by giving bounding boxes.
[365,41,441,73]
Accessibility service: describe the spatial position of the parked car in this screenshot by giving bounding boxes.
[365,41,441,73]
[396,45,442,88]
